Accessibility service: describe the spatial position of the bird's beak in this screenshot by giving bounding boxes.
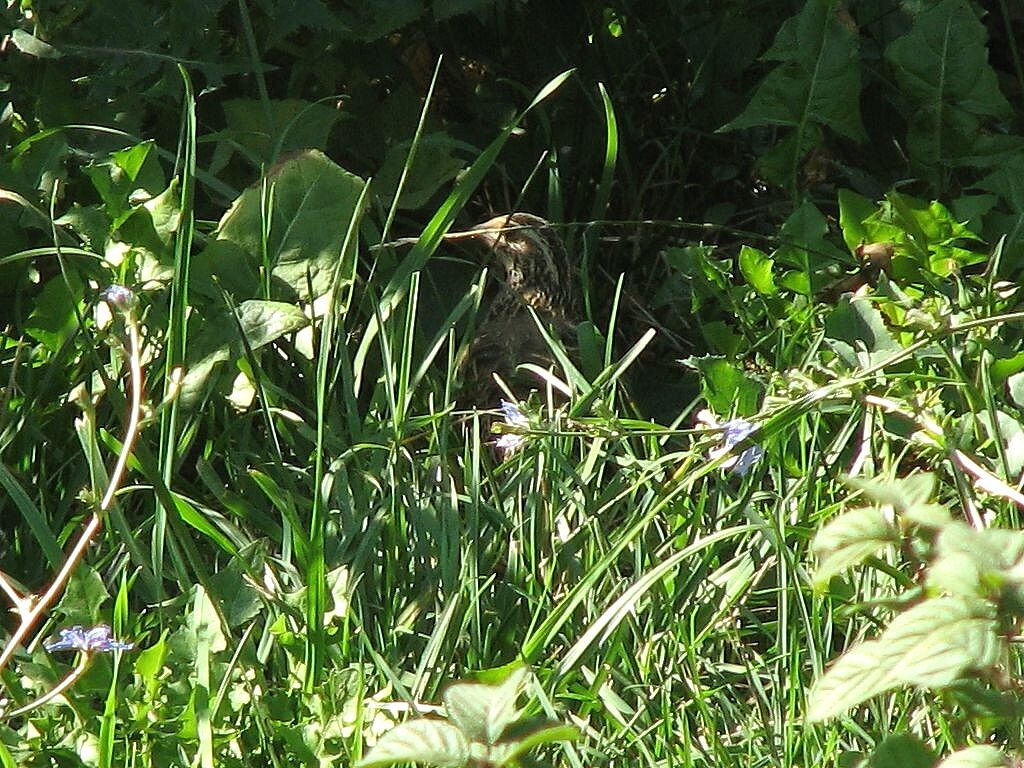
[470,214,516,246]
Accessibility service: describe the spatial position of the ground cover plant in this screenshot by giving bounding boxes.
[1,1,1024,766]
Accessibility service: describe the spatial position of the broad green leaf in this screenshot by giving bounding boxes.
[688,356,763,417]
[977,156,1024,212]
[10,29,62,58]
[192,584,227,654]
[824,296,899,368]
[774,201,846,294]
[722,0,864,187]
[738,245,776,296]
[885,0,1011,179]
[191,239,262,301]
[221,98,340,166]
[808,596,1000,721]
[443,666,528,745]
[56,566,111,626]
[234,299,308,348]
[844,474,950,525]
[357,719,470,768]
[495,723,580,767]
[812,505,896,588]
[935,745,1007,768]
[218,149,366,301]
[376,133,469,210]
[25,269,83,352]
[180,299,308,406]
[838,188,877,253]
[868,735,934,768]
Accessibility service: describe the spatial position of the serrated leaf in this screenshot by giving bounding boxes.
[218,149,365,301]
[884,0,1011,178]
[721,0,864,187]
[812,505,896,587]
[935,745,1007,768]
[357,719,469,768]
[808,596,1000,721]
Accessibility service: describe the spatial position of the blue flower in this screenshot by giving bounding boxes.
[44,625,134,653]
[720,419,764,477]
[495,399,529,455]
[100,285,136,311]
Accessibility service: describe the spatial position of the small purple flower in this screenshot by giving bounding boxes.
[100,285,136,312]
[44,625,134,653]
[495,399,529,455]
[721,419,764,477]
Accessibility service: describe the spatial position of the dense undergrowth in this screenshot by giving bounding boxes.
[1,1,1024,767]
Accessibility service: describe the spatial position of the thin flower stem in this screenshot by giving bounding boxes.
[0,306,144,682]
[4,652,91,718]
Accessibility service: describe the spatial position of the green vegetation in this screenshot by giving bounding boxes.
[1,1,1023,767]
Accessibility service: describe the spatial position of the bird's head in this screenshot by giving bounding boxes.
[469,213,574,316]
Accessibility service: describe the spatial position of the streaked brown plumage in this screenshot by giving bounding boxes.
[459,213,577,402]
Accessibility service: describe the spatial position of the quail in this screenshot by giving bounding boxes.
[459,213,578,403]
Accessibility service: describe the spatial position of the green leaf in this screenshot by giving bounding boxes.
[495,723,580,767]
[357,719,470,768]
[688,356,763,416]
[25,269,83,352]
[56,566,111,626]
[884,0,1011,179]
[977,156,1024,212]
[192,584,227,654]
[221,98,341,166]
[376,133,469,210]
[84,142,165,221]
[738,245,776,296]
[812,505,896,588]
[935,745,1007,768]
[774,201,846,293]
[443,666,528,745]
[844,474,951,527]
[824,296,899,368]
[868,735,934,768]
[10,29,62,58]
[721,0,864,188]
[838,188,877,253]
[134,631,168,701]
[180,300,308,406]
[807,596,1000,721]
[217,149,366,301]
